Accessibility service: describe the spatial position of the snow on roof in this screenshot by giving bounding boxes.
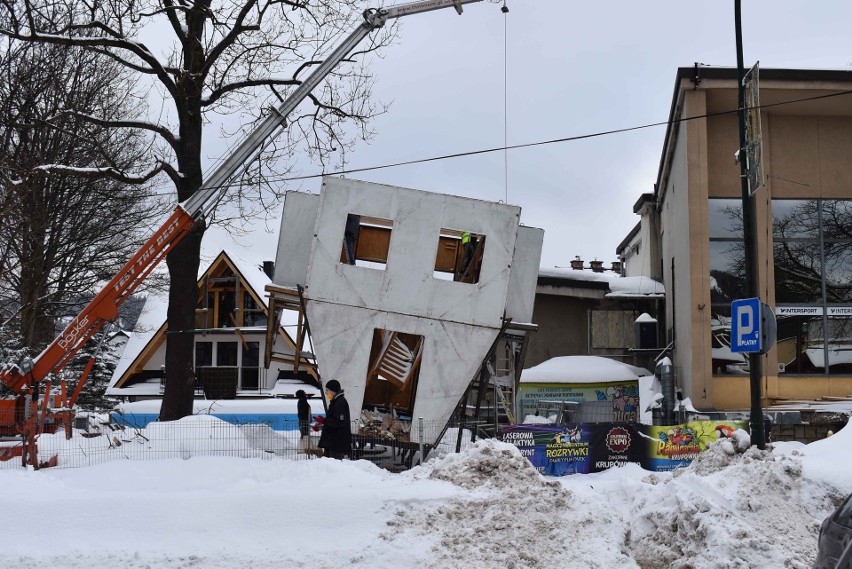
[538,267,665,297]
[108,293,168,390]
[521,355,651,384]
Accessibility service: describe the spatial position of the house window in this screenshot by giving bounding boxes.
[340,214,392,270]
[217,342,238,366]
[362,329,424,415]
[242,293,267,327]
[772,199,852,376]
[195,342,212,367]
[433,228,486,284]
[216,291,236,328]
[241,342,260,390]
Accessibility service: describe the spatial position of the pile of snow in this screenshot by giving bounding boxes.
[386,440,636,568]
[626,433,834,569]
[422,438,551,490]
[685,428,752,474]
[29,415,304,467]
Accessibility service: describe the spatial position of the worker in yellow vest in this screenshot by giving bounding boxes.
[460,231,478,278]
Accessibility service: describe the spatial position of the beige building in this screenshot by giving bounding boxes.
[631,66,852,410]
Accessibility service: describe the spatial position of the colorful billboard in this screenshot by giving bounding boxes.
[502,420,747,475]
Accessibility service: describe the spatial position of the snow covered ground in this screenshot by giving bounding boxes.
[1,422,850,569]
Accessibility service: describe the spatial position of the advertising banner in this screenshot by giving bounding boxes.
[517,381,640,423]
[502,420,747,475]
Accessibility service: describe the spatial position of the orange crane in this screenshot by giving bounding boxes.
[0,0,488,468]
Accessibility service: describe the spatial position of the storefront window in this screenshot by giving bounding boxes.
[770,199,852,376]
[710,241,745,305]
[772,199,820,239]
[775,315,822,374]
[709,200,745,375]
[773,240,822,304]
[708,199,743,238]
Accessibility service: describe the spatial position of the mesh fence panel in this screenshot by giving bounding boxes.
[0,418,485,471]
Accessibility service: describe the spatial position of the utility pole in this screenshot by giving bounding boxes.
[734,0,766,449]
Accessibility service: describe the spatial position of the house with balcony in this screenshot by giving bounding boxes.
[106,250,315,403]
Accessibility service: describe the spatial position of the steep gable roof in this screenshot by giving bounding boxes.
[108,250,278,390]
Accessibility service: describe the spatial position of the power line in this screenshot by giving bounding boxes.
[46,87,852,196]
[252,88,852,185]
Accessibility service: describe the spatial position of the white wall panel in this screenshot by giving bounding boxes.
[273,191,320,287]
[505,226,544,324]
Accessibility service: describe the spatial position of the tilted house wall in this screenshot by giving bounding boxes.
[273,177,543,444]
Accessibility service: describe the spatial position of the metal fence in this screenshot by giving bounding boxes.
[0,417,486,471]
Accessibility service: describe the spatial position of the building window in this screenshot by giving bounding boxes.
[216,291,236,328]
[242,293,267,327]
[339,214,392,270]
[708,199,747,375]
[773,199,852,376]
[195,342,213,367]
[217,342,238,366]
[241,342,260,390]
[362,329,424,415]
[433,228,486,284]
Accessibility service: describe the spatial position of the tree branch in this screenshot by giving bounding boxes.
[200,0,260,78]
[42,110,179,152]
[0,29,179,99]
[203,78,300,107]
[32,162,172,185]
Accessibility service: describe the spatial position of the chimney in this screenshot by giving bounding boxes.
[262,261,275,279]
[590,259,604,273]
[570,256,584,270]
[610,260,622,274]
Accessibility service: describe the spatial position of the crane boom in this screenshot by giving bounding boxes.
[0,0,487,467]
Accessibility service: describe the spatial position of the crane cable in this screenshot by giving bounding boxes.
[502,0,509,204]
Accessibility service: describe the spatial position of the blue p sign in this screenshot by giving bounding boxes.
[731,298,761,353]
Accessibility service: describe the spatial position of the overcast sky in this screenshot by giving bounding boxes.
[202,0,852,270]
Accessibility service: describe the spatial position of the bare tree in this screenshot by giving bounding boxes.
[0,0,392,420]
[0,37,158,351]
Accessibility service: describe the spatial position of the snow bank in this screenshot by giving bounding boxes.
[626,436,838,569]
[386,440,638,568]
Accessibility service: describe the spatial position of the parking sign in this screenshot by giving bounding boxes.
[731,298,761,353]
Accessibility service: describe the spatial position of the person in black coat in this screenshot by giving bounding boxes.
[344,214,360,265]
[296,389,311,452]
[318,379,352,459]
